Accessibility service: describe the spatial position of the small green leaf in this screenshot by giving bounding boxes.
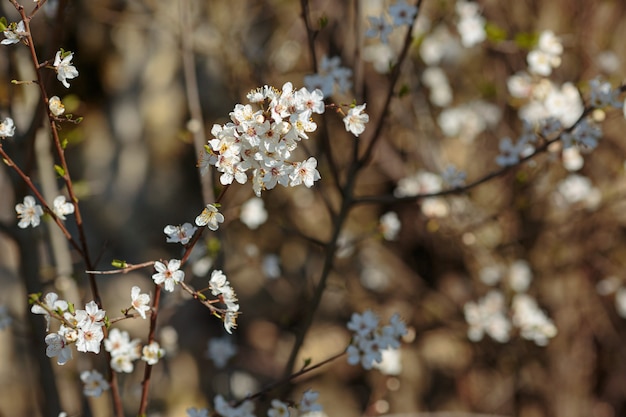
[515,170,529,183]
[514,32,538,50]
[398,84,410,97]
[54,164,65,177]
[485,22,507,43]
[319,15,328,29]
[0,17,8,31]
[28,293,42,304]
[207,237,221,256]
[112,259,127,268]
[58,47,72,59]
[61,138,68,149]
[302,357,312,368]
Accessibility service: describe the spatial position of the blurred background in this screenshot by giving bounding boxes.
[1,0,626,416]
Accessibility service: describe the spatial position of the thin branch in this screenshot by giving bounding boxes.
[138,283,162,416]
[0,146,84,256]
[353,105,595,205]
[238,350,345,406]
[358,0,423,168]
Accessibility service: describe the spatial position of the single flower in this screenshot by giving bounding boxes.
[1,21,25,45]
[52,195,74,220]
[152,259,185,292]
[53,50,79,88]
[343,104,369,137]
[16,195,44,228]
[48,96,66,116]
[130,286,150,319]
[195,204,224,230]
[0,117,15,138]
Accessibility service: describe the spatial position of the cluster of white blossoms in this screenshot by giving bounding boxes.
[346,310,407,370]
[31,287,163,391]
[495,31,624,169]
[209,270,240,334]
[159,203,240,333]
[104,328,141,373]
[186,389,322,417]
[31,293,106,365]
[465,260,557,346]
[203,82,329,197]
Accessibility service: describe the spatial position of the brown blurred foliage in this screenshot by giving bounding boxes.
[1,0,626,417]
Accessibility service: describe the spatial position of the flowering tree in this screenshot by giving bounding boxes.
[1,1,626,417]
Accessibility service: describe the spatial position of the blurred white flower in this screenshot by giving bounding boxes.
[464,290,511,343]
[206,336,237,368]
[456,0,486,47]
[240,197,268,229]
[379,211,401,240]
[422,66,452,107]
[0,117,15,138]
[511,294,557,346]
[508,260,532,293]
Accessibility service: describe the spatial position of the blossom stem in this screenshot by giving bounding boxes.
[9,2,124,416]
[138,283,162,416]
[0,146,84,254]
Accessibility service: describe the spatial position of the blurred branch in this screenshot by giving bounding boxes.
[353,105,595,205]
[282,0,423,384]
[179,0,215,206]
[358,0,423,167]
